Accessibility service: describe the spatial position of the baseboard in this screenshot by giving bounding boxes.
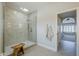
[37,43,57,52]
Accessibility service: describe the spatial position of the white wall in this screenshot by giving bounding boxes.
[0,3,3,54]
[37,3,79,52]
[4,7,28,46]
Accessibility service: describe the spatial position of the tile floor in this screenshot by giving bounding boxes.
[23,45,64,56]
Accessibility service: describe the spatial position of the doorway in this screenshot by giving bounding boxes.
[57,10,76,56]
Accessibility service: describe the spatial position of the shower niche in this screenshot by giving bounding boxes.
[57,10,76,56]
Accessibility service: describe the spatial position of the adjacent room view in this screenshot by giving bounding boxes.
[57,10,76,56]
[0,2,79,56]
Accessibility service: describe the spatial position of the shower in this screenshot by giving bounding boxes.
[3,5,37,55]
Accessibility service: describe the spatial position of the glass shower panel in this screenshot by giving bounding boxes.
[28,12,37,43]
[4,7,28,55]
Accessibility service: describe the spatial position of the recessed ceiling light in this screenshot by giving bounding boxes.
[20,8,29,12]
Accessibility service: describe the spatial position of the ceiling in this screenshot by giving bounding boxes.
[5,2,52,14]
[5,2,79,14]
[58,10,76,19]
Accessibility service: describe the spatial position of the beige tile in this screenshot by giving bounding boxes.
[23,45,63,56]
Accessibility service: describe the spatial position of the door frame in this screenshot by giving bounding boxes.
[57,8,77,55]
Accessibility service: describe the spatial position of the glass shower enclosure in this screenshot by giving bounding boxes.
[3,4,37,56]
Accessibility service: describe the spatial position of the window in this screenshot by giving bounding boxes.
[61,17,75,33]
[61,24,75,33]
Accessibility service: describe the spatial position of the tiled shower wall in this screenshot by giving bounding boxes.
[4,7,28,47]
[0,3,3,54]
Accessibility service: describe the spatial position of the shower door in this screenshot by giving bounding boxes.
[28,12,37,43]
